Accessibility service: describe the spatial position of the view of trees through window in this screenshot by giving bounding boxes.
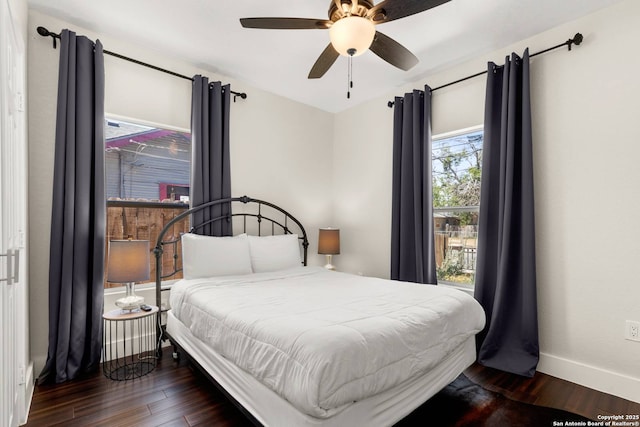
[432,127,483,286]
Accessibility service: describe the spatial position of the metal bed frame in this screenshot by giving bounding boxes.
[153,195,309,353]
[150,196,478,426]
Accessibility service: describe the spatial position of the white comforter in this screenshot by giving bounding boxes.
[170,267,485,418]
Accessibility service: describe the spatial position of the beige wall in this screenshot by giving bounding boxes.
[27,10,334,374]
[333,0,640,402]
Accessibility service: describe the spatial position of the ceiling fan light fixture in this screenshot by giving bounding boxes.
[329,16,375,57]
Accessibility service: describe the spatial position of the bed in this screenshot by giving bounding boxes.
[154,196,485,426]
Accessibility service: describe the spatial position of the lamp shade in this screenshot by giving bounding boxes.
[329,16,375,57]
[318,228,340,255]
[107,240,150,283]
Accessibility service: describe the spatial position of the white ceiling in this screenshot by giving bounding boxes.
[28,0,622,113]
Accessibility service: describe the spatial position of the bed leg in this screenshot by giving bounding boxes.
[172,344,180,361]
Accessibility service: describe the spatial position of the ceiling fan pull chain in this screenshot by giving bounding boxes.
[347,48,356,99]
[347,55,351,99]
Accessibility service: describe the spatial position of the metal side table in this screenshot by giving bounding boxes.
[102,305,158,380]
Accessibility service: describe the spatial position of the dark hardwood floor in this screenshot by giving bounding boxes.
[25,351,640,426]
[26,352,252,427]
[464,363,640,421]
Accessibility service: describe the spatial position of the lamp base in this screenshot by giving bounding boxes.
[323,254,336,271]
[115,282,144,311]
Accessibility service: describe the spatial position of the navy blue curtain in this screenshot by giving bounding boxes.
[39,30,106,383]
[190,77,232,236]
[474,49,539,377]
[391,86,437,284]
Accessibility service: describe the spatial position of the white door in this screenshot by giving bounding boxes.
[1,0,28,425]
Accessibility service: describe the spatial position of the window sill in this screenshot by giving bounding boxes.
[104,279,179,296]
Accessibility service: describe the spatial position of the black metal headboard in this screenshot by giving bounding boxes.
[153,196,309,345]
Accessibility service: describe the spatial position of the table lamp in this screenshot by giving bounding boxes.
[318,228,340,270]
[107,238,150,311]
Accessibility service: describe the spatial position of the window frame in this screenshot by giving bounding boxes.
[106,113,190,136]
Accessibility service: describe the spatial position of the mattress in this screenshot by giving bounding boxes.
[169,266,485,419]
[167,311,477,427]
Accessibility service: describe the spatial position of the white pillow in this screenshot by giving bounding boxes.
[247,234,302,273]
[181,233,252,279]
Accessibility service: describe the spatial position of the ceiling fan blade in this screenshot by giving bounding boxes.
[368,0,450,24]
[240,17,332,30]
[369,31,418,71]
[308,44,340,79]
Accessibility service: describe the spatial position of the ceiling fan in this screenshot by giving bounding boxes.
[240,0,451,79]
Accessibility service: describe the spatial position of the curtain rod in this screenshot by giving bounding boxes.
[387,32,583,108]
[36,26,248,102]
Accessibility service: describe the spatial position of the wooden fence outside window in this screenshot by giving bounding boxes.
[105,200,189,289]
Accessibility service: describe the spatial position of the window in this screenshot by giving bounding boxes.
[105,118,191,201]
[432,126,483,286]
[104,117,192,289]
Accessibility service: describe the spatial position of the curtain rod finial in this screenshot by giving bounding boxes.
[573,33,584,46]
[567,33,583,51]
[36,26,59,49]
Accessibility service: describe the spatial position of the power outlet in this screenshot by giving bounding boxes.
[625,320,640,342]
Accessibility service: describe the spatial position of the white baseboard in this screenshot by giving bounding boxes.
[538,352,640,404]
